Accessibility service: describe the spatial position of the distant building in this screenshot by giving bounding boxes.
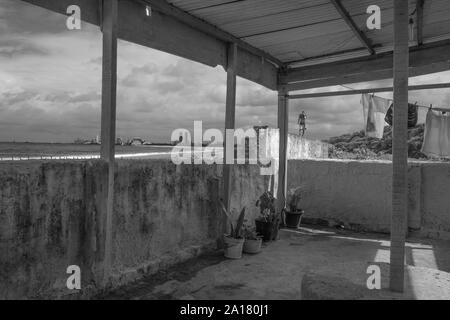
[128,137,147,146]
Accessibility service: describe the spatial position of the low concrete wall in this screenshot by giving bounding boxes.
[287,134,329,160]
[0,160,269,299]
[0,132,328,299]
[5,149,449,298]
[288,159,450,240]
[255,128,329,162]
[420,163,450,240]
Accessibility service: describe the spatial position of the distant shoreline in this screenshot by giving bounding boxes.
[0,142,175,159]
[0,141,173,146]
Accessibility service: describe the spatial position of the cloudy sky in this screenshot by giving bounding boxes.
[1,0,450,143]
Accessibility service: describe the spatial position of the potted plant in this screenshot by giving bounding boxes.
[243,225,262,254]
[284,187,304,229]
[255,191,281,241]
[219,200,246,259]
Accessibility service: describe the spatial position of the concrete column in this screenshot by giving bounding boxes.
[223,43,237,212]
[390,0,409,293]
[100,0,118,284]
[277,88,289,213]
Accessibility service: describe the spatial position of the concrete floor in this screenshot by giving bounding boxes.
[102,226,450,300]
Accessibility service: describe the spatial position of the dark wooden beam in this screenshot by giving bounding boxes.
[329,0,374,55]
[416,0,425,46]
[223,43,237,213]
[282,60,450,91]
[100,0,118,284]
[287,82,450,99]
[280,40,450,90]
[276,88,288,214]
[135,0,283,67]
[282,40,450,84]
[20,0,278,90]
[390,0,409,293]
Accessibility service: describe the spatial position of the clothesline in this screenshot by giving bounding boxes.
[370,94,450,113]
[360,91,450,158]
[418,105,450,113]
[340,85,450,112]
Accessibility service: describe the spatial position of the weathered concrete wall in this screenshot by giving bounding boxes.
[420,163,450,240]
[287,134,329,160]
[0,160,268,299]
[255,128,329,162]
[288,159,450,240]
[4,156,448,299]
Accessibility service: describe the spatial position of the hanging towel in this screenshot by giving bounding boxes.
[421,109,450,158]
[384,103,418,128]
[361,94,390,138]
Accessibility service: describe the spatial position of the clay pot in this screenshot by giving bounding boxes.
[285,210,304,229]
[223,235,244,259]
[243,238,262,254]
[255,219,280,241]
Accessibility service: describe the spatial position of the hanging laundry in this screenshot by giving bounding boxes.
[384,103,418,128]
[421,109,450,158]
[361,94,390,138]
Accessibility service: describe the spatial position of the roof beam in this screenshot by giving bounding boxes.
[19,0,279,90]
[329,0,375,55]
[281,60,450,91]
[280,40,450,91]
[135,0,283,67]
[287,82,450,99]
[416,0,425,46]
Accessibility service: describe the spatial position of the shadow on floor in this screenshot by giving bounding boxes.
[97,252,226,300]
[99,225,450,300]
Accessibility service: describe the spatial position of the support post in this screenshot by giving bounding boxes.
[390,0,409,293]
[100,0,118,284]
[416,0,424,46]
[223,43,238,212]
[276,88,289,214]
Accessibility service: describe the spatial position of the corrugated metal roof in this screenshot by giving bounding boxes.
[219,4,341,38]
[166,0,450,67]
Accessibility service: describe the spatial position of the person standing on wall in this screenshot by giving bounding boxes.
[298,111,307,137]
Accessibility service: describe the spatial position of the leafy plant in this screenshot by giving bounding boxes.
[219,200,246,239]
[243,225,260,240]
[287,187,303,212]
[255,191,278,223]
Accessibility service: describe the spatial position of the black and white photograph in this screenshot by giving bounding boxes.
[1,0,450,307]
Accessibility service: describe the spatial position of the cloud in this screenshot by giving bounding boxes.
[120,63,159,87]
[0,89,39,106]
[2,0,450,143]
[68,91,101,103]
[0,39,49,57]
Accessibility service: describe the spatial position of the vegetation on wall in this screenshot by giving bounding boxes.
[326,124,428,160]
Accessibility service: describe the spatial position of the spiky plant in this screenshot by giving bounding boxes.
[219,200,246,239]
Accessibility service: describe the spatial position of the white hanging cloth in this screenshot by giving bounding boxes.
[361,94,391,139]
[421,109,450,158]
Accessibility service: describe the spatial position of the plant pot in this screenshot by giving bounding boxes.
[255,219,280,242]
[243,238,262,254]
[285,210,304,229]
[223,235,244,259]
